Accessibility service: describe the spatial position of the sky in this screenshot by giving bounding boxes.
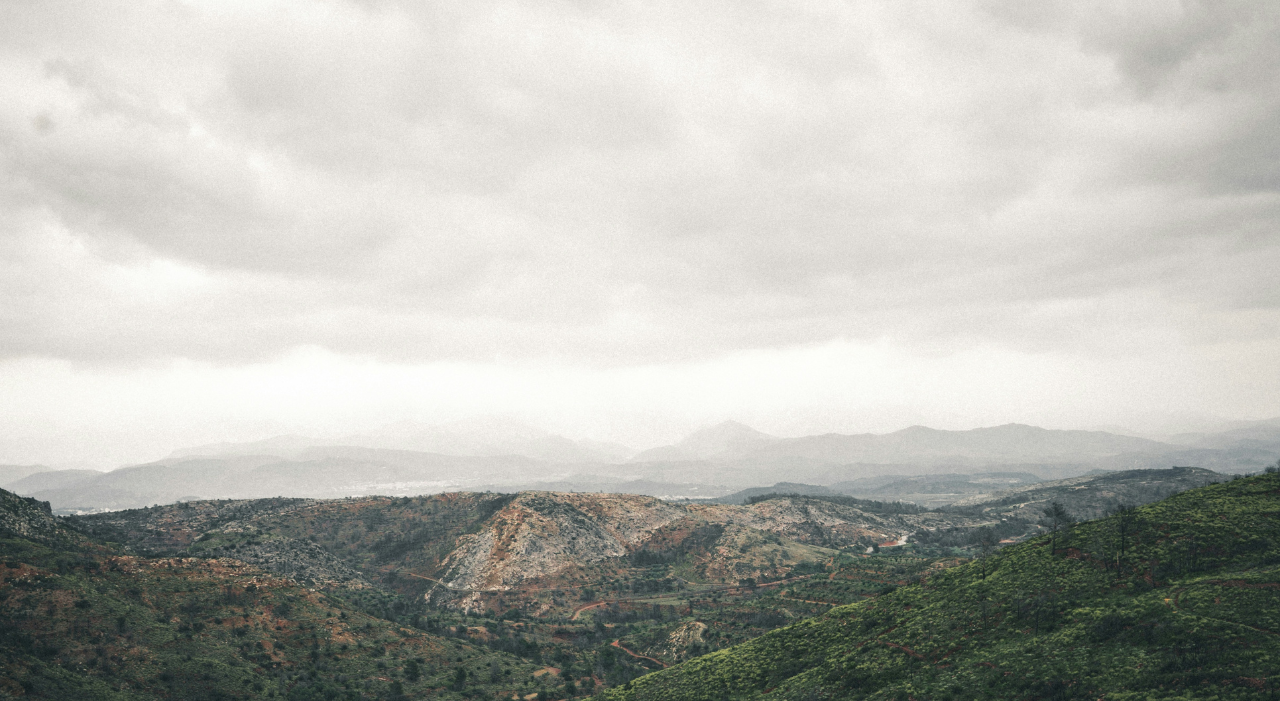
[1,1,1279,468]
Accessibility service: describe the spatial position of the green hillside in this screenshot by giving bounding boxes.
[0,491,541,700]
[599,472,1280,700]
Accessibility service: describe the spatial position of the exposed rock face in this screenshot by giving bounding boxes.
[0,488,68,544]
[434,492,986,595]
[660,621,708,661]
[439,492,687,590]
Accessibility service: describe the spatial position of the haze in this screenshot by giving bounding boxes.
[2,1,1278,469]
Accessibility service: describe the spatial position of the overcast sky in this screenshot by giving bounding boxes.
[2,1,1279,468]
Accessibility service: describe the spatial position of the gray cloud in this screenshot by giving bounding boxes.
[0,0,1277,369]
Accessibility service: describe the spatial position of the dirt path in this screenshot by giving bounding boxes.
[774,594,838,606]
[611,640,667,668]
[570,601,609,621]
[880,640,923,659]
[402,572,479,592]
[405,572,624,596]
[406,569,822,608]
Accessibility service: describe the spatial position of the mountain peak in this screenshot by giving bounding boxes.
[681,420,773,444]
[630,421,776,463]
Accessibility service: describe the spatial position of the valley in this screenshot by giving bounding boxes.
[0,464,1260,699]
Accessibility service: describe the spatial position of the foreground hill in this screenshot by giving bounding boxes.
[599,471,1280,700]
[0,488,542,700]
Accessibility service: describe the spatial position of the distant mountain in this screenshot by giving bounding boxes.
[168,417,635,465]
[632,422,1170,467]
[751,423,1171,465]
[629,421,1278,486]
[1166,421,1280,450]
[4,469,102,495]
[30,449,562,513]
[49,421,1280,515]
[166,434,319,460]
[708,482,838,505]
[0,464,52,489]
[630,421,777,462]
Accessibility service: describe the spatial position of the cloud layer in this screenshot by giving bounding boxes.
[1,1,1278,463]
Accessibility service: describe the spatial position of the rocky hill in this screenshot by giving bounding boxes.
[70,467,1227,617]
[7,463,1248,700]
[601,471,1280,700]
[73,490,991,619]
[0,488,74,545]
[0,488,540,700]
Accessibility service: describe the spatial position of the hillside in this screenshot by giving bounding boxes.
[75,491,989,616]
[0,487,545,700]
[70,469,1227,619]
[0,489,72,546]
[5,466,1249,699]
[948,465,1224,520]
[599,472,1280,700]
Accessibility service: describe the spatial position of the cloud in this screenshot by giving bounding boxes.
[0,1,1277,463]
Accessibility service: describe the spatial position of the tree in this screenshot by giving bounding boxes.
[1113,504,1137,573]
[975,527,998,579]
[1043,502,1074,555]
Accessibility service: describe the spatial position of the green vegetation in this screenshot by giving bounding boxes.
[0,498,543,699]
[600,472,1280,700]
[6,467,1251,698]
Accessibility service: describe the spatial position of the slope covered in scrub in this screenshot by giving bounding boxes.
[0,488,540,700]
[600,472,1280,700]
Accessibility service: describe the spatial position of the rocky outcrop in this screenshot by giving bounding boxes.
[0,488,70,544]
[439,492,687,590]
[433,492,984,596]
[660,621,708,661]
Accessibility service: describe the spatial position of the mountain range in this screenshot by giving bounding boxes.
[4,419,1277,514]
